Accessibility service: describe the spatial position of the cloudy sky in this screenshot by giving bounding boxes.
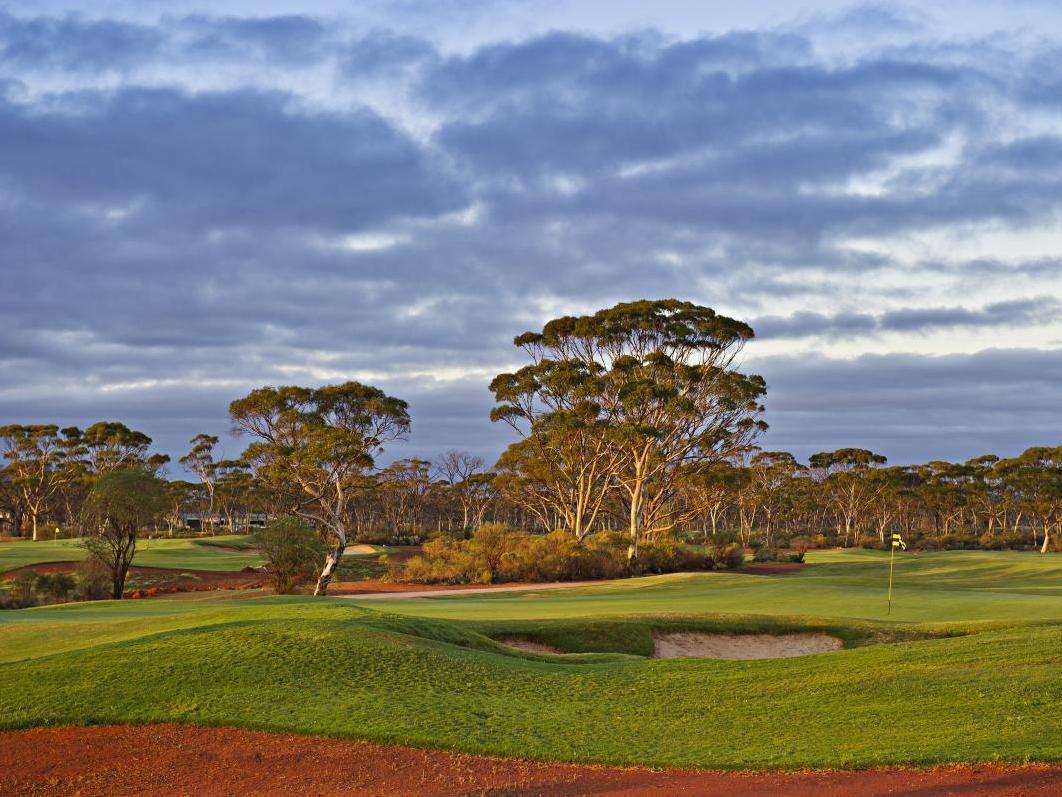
[1,1,1060,474]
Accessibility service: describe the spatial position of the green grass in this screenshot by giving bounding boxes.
[0,549,1059,769]
[0,535,264,573]
[353,549,1062,625]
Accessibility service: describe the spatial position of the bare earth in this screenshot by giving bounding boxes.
[652,632,844,659]
[1,725,1059,797]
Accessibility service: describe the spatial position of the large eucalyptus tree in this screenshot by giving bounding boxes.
[230,382,410,594]
[492,299,767,559]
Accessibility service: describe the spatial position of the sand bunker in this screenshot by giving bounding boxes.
[342,544,380,556]
[652,632,842,660]
[496,637,565,655]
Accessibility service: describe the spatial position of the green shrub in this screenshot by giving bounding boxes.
[711,542,745,569]
[254,516,325,594]
[401,526,707,585]
[77,556,112,600]
[752,546,781,562]
[34,572,77,601]
[11,571,37,608]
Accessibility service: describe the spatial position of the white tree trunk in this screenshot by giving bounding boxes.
[313,542,345,595]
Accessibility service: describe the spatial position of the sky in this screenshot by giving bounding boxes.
[0,0,1060,476]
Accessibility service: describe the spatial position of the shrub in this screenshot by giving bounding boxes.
[400,526,708,585]
[711,542,745,569]
[254,516,325,594]
[77,556,112,600]
[752,546,780,562]
[979,532,1005,550]
[35,572,77,601]
[11,571,38,608]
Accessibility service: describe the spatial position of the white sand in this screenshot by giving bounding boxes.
[652,632,842,660]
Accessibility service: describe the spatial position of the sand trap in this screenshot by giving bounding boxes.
[496,637,565,655]
[652,632,842,660]
[342,545,380,556]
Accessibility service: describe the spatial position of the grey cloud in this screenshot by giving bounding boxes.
[754,297,1061,339]
[0,12,163,70]
[0,13,1060,470]
[0,87,465,232]
[757,348,1062,464]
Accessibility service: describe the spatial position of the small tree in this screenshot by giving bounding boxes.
[255,516,325,593]
[79,469,167,599]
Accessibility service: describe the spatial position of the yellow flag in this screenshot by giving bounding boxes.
[892,533,907,550]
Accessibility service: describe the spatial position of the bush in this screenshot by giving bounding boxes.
[34,572,77,602]
[859,535,885,550]
[254,516,325,594]
[978,531,1005,550]
[710,542,745,569]
[77,556,112,600]
[752,546,781,562]
[400,527,708,585]
[11,571,38,608]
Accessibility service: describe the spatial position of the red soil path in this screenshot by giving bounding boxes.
[2,725,1058,797]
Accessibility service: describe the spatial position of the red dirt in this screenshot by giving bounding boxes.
[1,725,1058,797]
[329,579,571,596]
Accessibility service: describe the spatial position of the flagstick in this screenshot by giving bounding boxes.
[887,541,895,616]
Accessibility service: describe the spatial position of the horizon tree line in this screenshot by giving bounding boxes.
[2,300,1059,595]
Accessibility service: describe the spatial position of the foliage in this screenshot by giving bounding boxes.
[491,299,767,556]
[401,525,711,584]
[230,382,410,595]
[79,469,168,599]
[76,556,112,600]
[254,516,325,594]
[710,542,745,569]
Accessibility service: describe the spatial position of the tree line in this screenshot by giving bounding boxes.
[3,300,1059,596]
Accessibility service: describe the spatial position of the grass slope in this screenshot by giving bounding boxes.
[0,550,1059,769]
[0,535,264,573]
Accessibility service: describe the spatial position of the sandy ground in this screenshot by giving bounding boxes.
[652,632,844,659]
[498,633,844,659]
[497,636,567,654]
[1,725,1059,797]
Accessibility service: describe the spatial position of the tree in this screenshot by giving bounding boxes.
[491,350,626,540]
[493,412,620,540]
[379,458,433,535]
[809,448,887,546]
[230,382,410,595]
[179,434,220,530]
[493,299,766,559]
[77,421,167,476]
[0,424,81,540]
[435,450,492,531]
[78,469,167,599]
[681,460,744,540]
[749,451,805,547]
[997,446,1061,553]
